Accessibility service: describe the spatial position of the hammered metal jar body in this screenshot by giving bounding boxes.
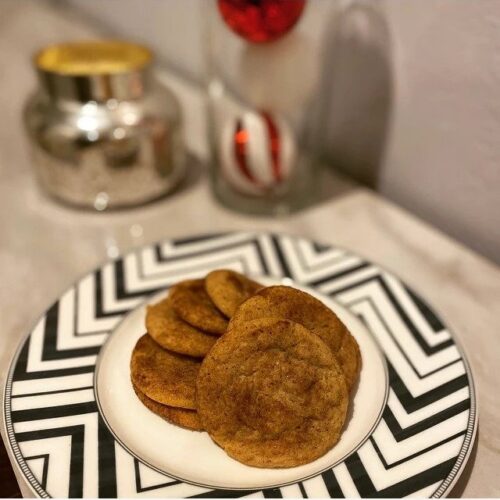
[24,42,185,210]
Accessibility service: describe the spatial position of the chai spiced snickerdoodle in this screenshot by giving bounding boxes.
[130,334,200,409]
[132,382,203,431]
[146,296,217,358]
[169,279,228,335]
[229,286,361,390]
[197,318,348,468]
[205,269,262,318]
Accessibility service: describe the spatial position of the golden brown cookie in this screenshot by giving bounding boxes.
[205,269,262,318]
[197,318,349,468]
[146,296,217,358]
[132,382,203,431]
[337,328,362,390]
[130,334,200,409]
[229,285,361,390]
[169,279,228,335]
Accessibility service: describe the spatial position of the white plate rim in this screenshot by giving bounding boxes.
[93,279,390,490]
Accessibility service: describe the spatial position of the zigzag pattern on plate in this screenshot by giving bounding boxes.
[4,232,475,498]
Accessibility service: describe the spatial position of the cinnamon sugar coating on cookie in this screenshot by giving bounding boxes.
[197,318,348,468]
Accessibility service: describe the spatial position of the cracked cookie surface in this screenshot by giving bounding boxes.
[130,334,200,409]
[205,269,262,318]
[169,279,228,335]
[229,286,361,389]
[146,296,217,358]
[197,318,348,468]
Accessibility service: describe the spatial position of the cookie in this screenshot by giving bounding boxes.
[130,334,199,409]
[169,279,228,335]
[132,382,203,431]
[229,285,361,389]
[146,296,217,358]
[337,328,362,391]
[205,269,262,318]
[197,318,348,468]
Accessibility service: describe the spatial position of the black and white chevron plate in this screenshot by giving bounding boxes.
[3,232,477,498]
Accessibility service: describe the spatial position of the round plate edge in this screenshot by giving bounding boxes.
[2,230,479,498]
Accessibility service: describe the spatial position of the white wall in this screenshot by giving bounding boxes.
[380,1,500,264]
[61,0,500,263]
[61,0,205,81]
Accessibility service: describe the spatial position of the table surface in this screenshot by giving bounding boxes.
[1,1,500,497]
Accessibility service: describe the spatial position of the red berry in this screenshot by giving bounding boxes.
[217,0,306,43]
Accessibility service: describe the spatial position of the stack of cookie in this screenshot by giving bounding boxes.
[130,270,361,468]
[130,270,262,431]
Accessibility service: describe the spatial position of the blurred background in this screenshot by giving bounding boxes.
[2,0,497,262]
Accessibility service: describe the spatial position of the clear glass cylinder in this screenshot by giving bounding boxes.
[205,0,328,215]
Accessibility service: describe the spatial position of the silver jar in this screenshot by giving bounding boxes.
[24,41,185,210]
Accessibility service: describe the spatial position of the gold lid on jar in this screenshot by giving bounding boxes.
[35,40,153,75]
[34,40,154,102]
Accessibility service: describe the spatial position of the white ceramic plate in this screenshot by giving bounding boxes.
[3,231,477,498]
[96,278,387,490]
